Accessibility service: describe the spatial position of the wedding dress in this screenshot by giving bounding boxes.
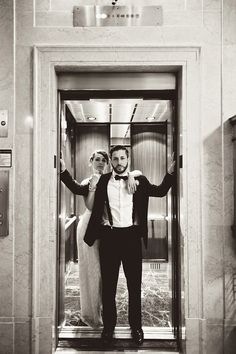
[76,178,102,328]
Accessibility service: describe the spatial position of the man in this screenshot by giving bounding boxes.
[84,145,175,346]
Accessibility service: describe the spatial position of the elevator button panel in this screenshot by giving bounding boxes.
[0,171,9,237]
[0,150,12,167]
[0,110,8,137]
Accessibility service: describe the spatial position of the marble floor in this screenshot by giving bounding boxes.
[64,262,172,328]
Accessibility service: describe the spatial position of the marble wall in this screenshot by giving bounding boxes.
[0,1,14,354]
[223,1,236,354]
[0,0,236,353]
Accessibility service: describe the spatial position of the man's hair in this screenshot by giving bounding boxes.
[110,145,129,158]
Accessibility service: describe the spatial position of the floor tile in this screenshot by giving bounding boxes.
[65,262,171,328]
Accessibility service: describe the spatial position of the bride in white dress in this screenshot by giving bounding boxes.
[61,150,141,328]
[77,150,109,328]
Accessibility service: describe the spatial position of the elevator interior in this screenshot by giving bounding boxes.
[57,72,180,348]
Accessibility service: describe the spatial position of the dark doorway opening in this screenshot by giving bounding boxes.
[57,88,180,351]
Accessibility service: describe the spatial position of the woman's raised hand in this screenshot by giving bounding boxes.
[60,159,66,172]
[127,174,139,194]
[89,174,100,191]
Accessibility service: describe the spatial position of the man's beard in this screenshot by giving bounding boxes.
[112,162,128,174]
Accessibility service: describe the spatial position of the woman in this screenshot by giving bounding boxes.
[76,150,108,328]
[61,150,141,328]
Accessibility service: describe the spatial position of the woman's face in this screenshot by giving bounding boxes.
[91,153,107,174]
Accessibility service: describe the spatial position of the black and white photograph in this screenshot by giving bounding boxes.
[0,1,236,354]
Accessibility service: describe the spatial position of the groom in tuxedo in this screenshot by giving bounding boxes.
[84,145,175,346]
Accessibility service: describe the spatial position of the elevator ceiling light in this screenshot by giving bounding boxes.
[96,13,107,19]
[87,116,96,121]
[146,116,156,121]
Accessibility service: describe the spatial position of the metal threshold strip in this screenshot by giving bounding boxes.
[58,327,180,351]
[56,351,178,354]
[59,326,175,340]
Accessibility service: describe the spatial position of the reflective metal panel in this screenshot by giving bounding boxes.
[73,6,163,27]
[58,73,176,91]
[0,171,9,237]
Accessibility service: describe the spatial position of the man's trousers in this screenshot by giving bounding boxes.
[99,225,142,331]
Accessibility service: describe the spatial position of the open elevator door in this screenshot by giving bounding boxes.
[56,72,181,351]
[56,93,71,335]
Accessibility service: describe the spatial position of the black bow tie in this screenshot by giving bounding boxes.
[115,175,128,181]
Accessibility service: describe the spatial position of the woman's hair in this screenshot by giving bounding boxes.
[89,150,109,164]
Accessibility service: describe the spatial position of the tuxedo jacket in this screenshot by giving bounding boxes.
[84,172,174,248]
[60,169,89,196]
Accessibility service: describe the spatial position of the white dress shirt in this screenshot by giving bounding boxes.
[102,171,133,227]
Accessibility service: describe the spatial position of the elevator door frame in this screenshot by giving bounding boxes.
[58,90,179,349]
[33,45,201,354]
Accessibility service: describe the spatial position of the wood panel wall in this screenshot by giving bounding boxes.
[131,123,168,260]
[75,124,110,216]
[73,122,168,260]
[132,123,167,215]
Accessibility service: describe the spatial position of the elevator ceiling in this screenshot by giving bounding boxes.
[65,99,172,123]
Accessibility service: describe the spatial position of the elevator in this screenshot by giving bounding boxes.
[56,72,181,350]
